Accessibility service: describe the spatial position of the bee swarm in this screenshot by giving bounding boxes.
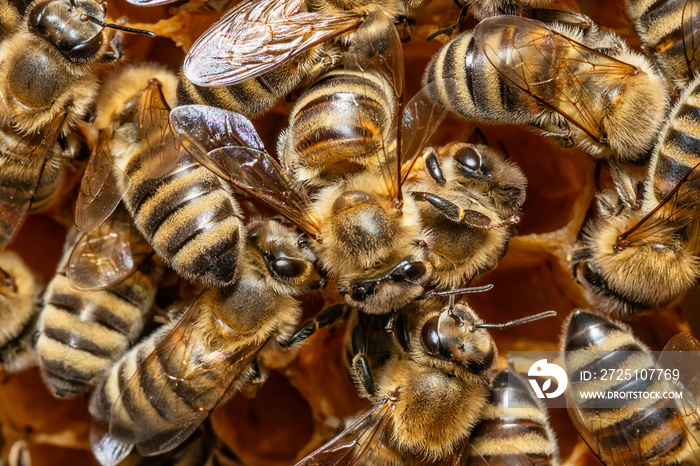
[0,0,696,464]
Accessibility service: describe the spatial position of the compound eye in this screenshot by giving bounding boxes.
[28,4,47,35]
[67,32,103,62]
[350,283,375,302]
[402,262,426,281]
[420,316,440,355]
[455,146,481,172]
[271,258,306,279]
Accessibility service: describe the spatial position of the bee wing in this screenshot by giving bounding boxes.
[616,163,700,249]
[295,393,397,465]
[90,420,134,466]
[399,79,456,186]
[169,105,321,237]
[183,0,363,87]
[657,333,700,424]
[110,294,263,457]
[211,145,322,237]
[170,104,265,178]
[138,79,179,181]
[475,16,638,143]
[67,208,151,291]
[74,131,130,234]
[0,112,66,249]
[683,0,700,80]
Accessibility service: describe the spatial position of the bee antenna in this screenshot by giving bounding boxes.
[416,284,493,301]
[447,298,463,325]
[471,311,557,330]
[80,14,156,37]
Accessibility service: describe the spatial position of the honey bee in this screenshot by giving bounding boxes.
[407,142,527,289]
[0,250,42,373]
[171,103,428,314]
[0,0,154,249]
[423,15,670,209]
[77,63,246,288]
[298,297,555,465]
[562,309,700,465]
[35,222,160,399]
[170,31,454,313]
[88,218,322,463]
[464,369,560,465]
[177,0,429,118]
[626,0,700,89]
[572,76,700,318]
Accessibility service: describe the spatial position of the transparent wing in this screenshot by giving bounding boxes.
[170,104,265,181]
[169,105,321,237]
[138,79,179,180]
[110,294,263,457]
[210,145,321,237]
[90,420,134,466]
[295,393,397,466]
[658,333,700,420]
[616,163,700,250]
[683,0,700,80]
[399,79,456,186]
[68,208,150,291]
[475,16,638,143]
[183,0,363,87]
[0,112,66,249]
[75,131,130,233]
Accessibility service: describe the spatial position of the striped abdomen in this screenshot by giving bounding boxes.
[652,78,700,201]
[36,245,158,399]
[627,0,695,88]
[122,149,243,288]
[422,30,540,124]
[280,69,397,186]
[563,310,696,465]
[177,46,337,119]
[467,369,559,465]
[89,287,265,451]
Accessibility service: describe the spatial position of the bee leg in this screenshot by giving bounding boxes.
[240,360,266,398]
[530,9,594,33]
[426,4,469,42]
[350,322,375,397]
[609,162,642,211]
[532,121,574,148]
[424,147,446,184]
[58,132,84,162]
[394,15,415,43]
[386,312,410,352]
[411,191,514,229]
[100,26,125,63]
[280,303,348,348]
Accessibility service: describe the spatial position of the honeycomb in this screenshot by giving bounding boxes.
[0,0,695,464]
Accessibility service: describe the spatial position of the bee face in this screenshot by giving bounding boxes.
[339,254,431,313]
[27,0,105,63]
[247,219,319,288]
[417,304,496,376]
